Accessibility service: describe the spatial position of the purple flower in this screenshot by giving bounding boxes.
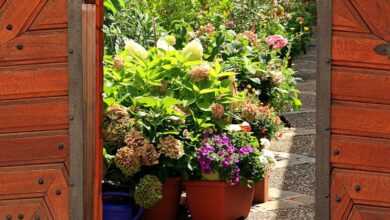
[229,167,241,185]
[239,146,253,156]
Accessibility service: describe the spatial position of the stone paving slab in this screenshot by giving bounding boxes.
[272,151,315,169]
[282,110,316,129]
[270,163,315,196]
[269,128,316,157]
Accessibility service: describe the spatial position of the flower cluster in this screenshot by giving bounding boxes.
[115,146,141,176]
[197,132,263,185]
[103,105,135,144]
[265,35,289,49]
[114,129,185,176]
[158,135,185,159]
[189,65,210,82]
[134,175,163,209]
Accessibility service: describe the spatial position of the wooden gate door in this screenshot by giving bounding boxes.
[0,0,103,219]
[317,0,390,219]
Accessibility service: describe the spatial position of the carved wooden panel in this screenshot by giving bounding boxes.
[0,165,69,219]
[332,169,390,220]
[0,1,71,218]
[331,1,390,219]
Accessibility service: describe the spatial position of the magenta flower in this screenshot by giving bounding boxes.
[265,35,288,49]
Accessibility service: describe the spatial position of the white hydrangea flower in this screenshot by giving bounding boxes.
[182,39,203,61]
[260,138,271,148]
[262,149,276,165]
[157,37,174,51]
[125,39,148,60]
[226,124,242,132]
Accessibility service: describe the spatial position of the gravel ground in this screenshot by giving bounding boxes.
[270,163,316,196]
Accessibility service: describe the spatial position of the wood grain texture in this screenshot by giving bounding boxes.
[332,32,390,69]
[0,165,69,220]
[330,1,390,219]
[331,135,390,172]
[0,30,67,66]
[331,169,390,220]
[332,101,390,138]
[332,66,390,104]
[0,0,46,44]
[333,0,369,33]
[0,198,51,220]
[0,1,72,218]
[351,0,390,41]
[0,131,68,166]
[0,64,68,100]
[348,205,390,220]
[29,0,67,30]
[82,5,97,220]
[0,97,68,134]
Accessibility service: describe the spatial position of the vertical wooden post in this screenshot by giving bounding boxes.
[82,2,103,219]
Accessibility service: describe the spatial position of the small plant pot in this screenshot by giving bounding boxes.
[253,174,269,204]
[185,181,254,220]
[143,177,181,220]
[103,191,143,220]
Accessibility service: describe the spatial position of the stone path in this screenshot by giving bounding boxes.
[248,36,317,220]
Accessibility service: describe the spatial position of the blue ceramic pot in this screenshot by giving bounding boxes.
[103,191,143,220]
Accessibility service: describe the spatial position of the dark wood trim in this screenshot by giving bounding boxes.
[316,0,332,219]
[68,0,85,219]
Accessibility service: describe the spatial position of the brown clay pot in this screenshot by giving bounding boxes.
[185,181,254,220]
[253,174,269,204]
[143,177,181,220]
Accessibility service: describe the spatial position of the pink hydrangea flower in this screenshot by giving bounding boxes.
[265,35,288,49]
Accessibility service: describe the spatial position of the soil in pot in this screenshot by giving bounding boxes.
[253,174,269,204]
[143,177,181,220]
[185,181,254,220]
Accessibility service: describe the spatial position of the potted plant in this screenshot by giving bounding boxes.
[103,101,186,220]
[185,131,266,220]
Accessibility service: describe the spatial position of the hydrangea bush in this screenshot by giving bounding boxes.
[102,0,315,208]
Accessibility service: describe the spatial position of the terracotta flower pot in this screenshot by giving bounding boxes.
[143,177,181,220]
[253,174,269,204]
[185,181,254,220]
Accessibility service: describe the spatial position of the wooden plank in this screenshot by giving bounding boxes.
[350,0,390,41]
[0,164,69,220]
[332,101,390,139]
[332,0,369,33]
[0,198,51,220]
[332,66,390,105]
[0,97,68,134]
[332,32,390,70]
[82,4,102,219]
[30,0,68,31]
[95,0,104,219]
[0,0,46,44]
[0,64,68,101]
[0,30,67,66]
[316,0,332,219]
[0,131,68,166]
[349,205,390,220]
[331,135,390,172]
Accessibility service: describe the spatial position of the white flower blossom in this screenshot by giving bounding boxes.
[157,37,174,51]
[226,124,242,132]
[260,138,271,148]
[125,39,148,60]
[182,39,203,61]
